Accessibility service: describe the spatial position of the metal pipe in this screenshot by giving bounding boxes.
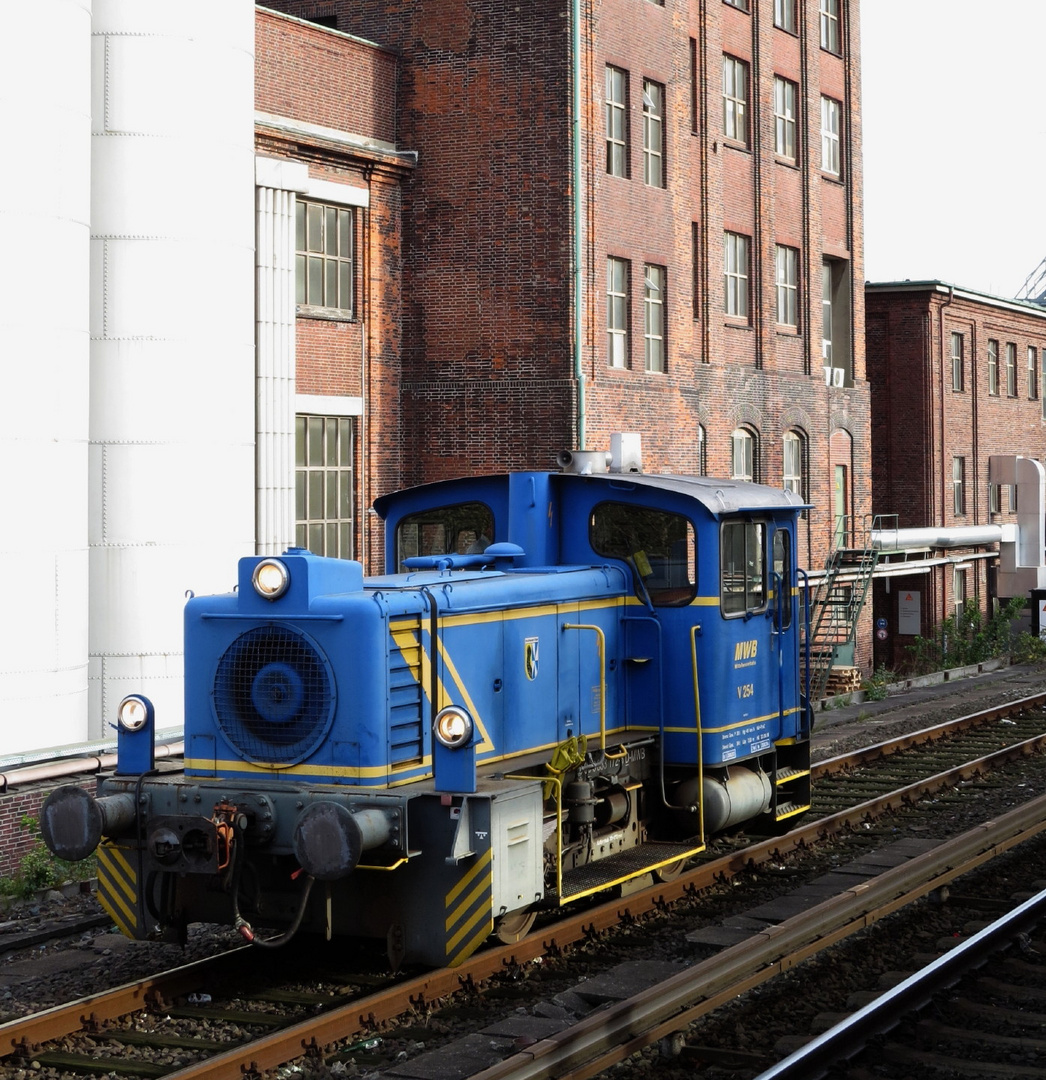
[571,0,585,448]
[0,740,184,794]
[871,525,1004,551]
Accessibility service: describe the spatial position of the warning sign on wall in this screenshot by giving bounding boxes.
[898,591,921,635]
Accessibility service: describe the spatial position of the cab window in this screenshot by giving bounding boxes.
[591,503,696,607]
[772,528,792,628]
[395,502,494,571]
[721,520,766,616]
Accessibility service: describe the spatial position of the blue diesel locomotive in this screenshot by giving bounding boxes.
[41,443,812,968]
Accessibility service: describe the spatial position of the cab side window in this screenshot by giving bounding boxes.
[772,527,792,628]
[395,502,494,571]
[721,519,766,616]
[591,503,696,606]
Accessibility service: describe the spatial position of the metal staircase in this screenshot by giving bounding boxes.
[803,539,878,705]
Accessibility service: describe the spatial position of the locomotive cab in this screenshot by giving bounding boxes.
[40,439,812,970]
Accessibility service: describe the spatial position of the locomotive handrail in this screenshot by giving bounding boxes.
[562,623,626,760]
[689,624,706,845]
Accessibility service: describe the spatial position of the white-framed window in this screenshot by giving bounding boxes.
[296,200,355,313]
[819,0,841,53]
[952,456,966,516]
[822,260,834,362]
[731,428,756,482]
[951,331,964,391]
[1029,346,1038,399]
[775,245,799,327]
[988,339,999,395]
[783,431,804,497]
[642,80,664,187]
[722,56,748,146]
[607,256,629,368]
[774,0,797,32]
[821,96,842,177]
[644,264,666,372]
[952,565,967,617]
[296,414,355,558]
[1006,341,1017,396]
[605,66,628,177]
[774,77,798,162]
[724,231,749,319]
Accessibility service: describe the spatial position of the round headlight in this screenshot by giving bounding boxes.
[434,706,474,749]
[252,559,290,601]
[118,695,150,733]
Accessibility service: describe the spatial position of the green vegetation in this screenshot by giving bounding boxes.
[0,814,94,901]
[861,665,895,701]
[906,596,1041,674]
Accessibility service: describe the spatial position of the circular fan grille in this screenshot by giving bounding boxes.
[213,625,335,765]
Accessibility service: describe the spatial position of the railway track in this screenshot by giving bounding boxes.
[4,691,1046,1079]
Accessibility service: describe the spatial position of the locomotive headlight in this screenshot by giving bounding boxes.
[434,706,474,749]
[117,695,151,732]
[252,558,290,601]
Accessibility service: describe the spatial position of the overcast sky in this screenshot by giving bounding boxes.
[861,2,1046,299]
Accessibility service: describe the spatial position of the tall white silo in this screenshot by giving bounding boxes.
[89,1,256,737]
[0,1,92,755]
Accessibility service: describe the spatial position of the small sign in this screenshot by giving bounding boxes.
[876,628,888,641]
[876,618,887,629]
[898,591,921,635]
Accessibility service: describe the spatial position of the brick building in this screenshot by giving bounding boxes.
[260,0,872,599]
[866,281,1046,671]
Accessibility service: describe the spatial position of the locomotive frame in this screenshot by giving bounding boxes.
[42,445,813,969]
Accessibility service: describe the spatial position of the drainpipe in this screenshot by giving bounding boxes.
[572,0,585,449]
[938,286,955,627]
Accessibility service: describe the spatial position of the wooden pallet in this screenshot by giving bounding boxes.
[825,666,862,695]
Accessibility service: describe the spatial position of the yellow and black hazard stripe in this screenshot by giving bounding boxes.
[443,849,493,966]
[96,840,141,939]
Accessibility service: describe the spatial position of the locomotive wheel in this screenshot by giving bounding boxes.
[654,858,686,883]
[495,909,537,944]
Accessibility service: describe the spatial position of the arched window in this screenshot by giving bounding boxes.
[783,431,804,498]
[731,428,756,482]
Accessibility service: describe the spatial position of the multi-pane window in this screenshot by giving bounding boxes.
[775,245,799,327]
[722,56,748,145]
[1029,346,1038,399]
[988,339,999,395]
[774,77,798,161]
[644,265,665,372]
[822,260,834,362]
[952,456,966,516]
[819,0,841,53]
[952,566,967,618]
[774,0,797,32]
[1006,342,1017,396]
[296,414,355,558]
[783,431,804,498]
[607,257,629,368]
[950,332,964,391]
[697,424,707,475]
[605,66,628,177]
[724,232,749,319]
[691,223,700,319]
[821,97,842,177]
[642,80,664,187]
[296,201,355,312]
[731,428,756,482]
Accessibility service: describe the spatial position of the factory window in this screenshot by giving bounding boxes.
[295,415,355,559]
[989,483,1001,514]
[950,332,964,391]
[692,222,700,320]
[783,431,804,499]
[605,66,628,178]
[731,427,757,482]
[1006,342,1017,396]
[295,200,355,314]
[1009,484,1019,512]
[774,77,798,162]
[952,456,966,516]
[722,56,748,146]
[644,265,666,372]
[642,80,664,187]
[775,0,797,32]
[721,519,766,616]
[1029,346,1038,399]
[607,257,630,368]
[819,0,841,54]
[952,566,967,618]
[821,97,842,177]
[988,339,999,395]
[689,40,698,134]
[394,501,495,572]
[724,0,749,9]
[724,232,750,319]
[591,503,696,606]
[697,424,708,475]
[775,245,799,328]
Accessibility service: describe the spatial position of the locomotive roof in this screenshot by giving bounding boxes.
[374,470,810,518]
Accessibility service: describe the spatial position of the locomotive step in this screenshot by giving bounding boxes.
[548,841,703,903]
